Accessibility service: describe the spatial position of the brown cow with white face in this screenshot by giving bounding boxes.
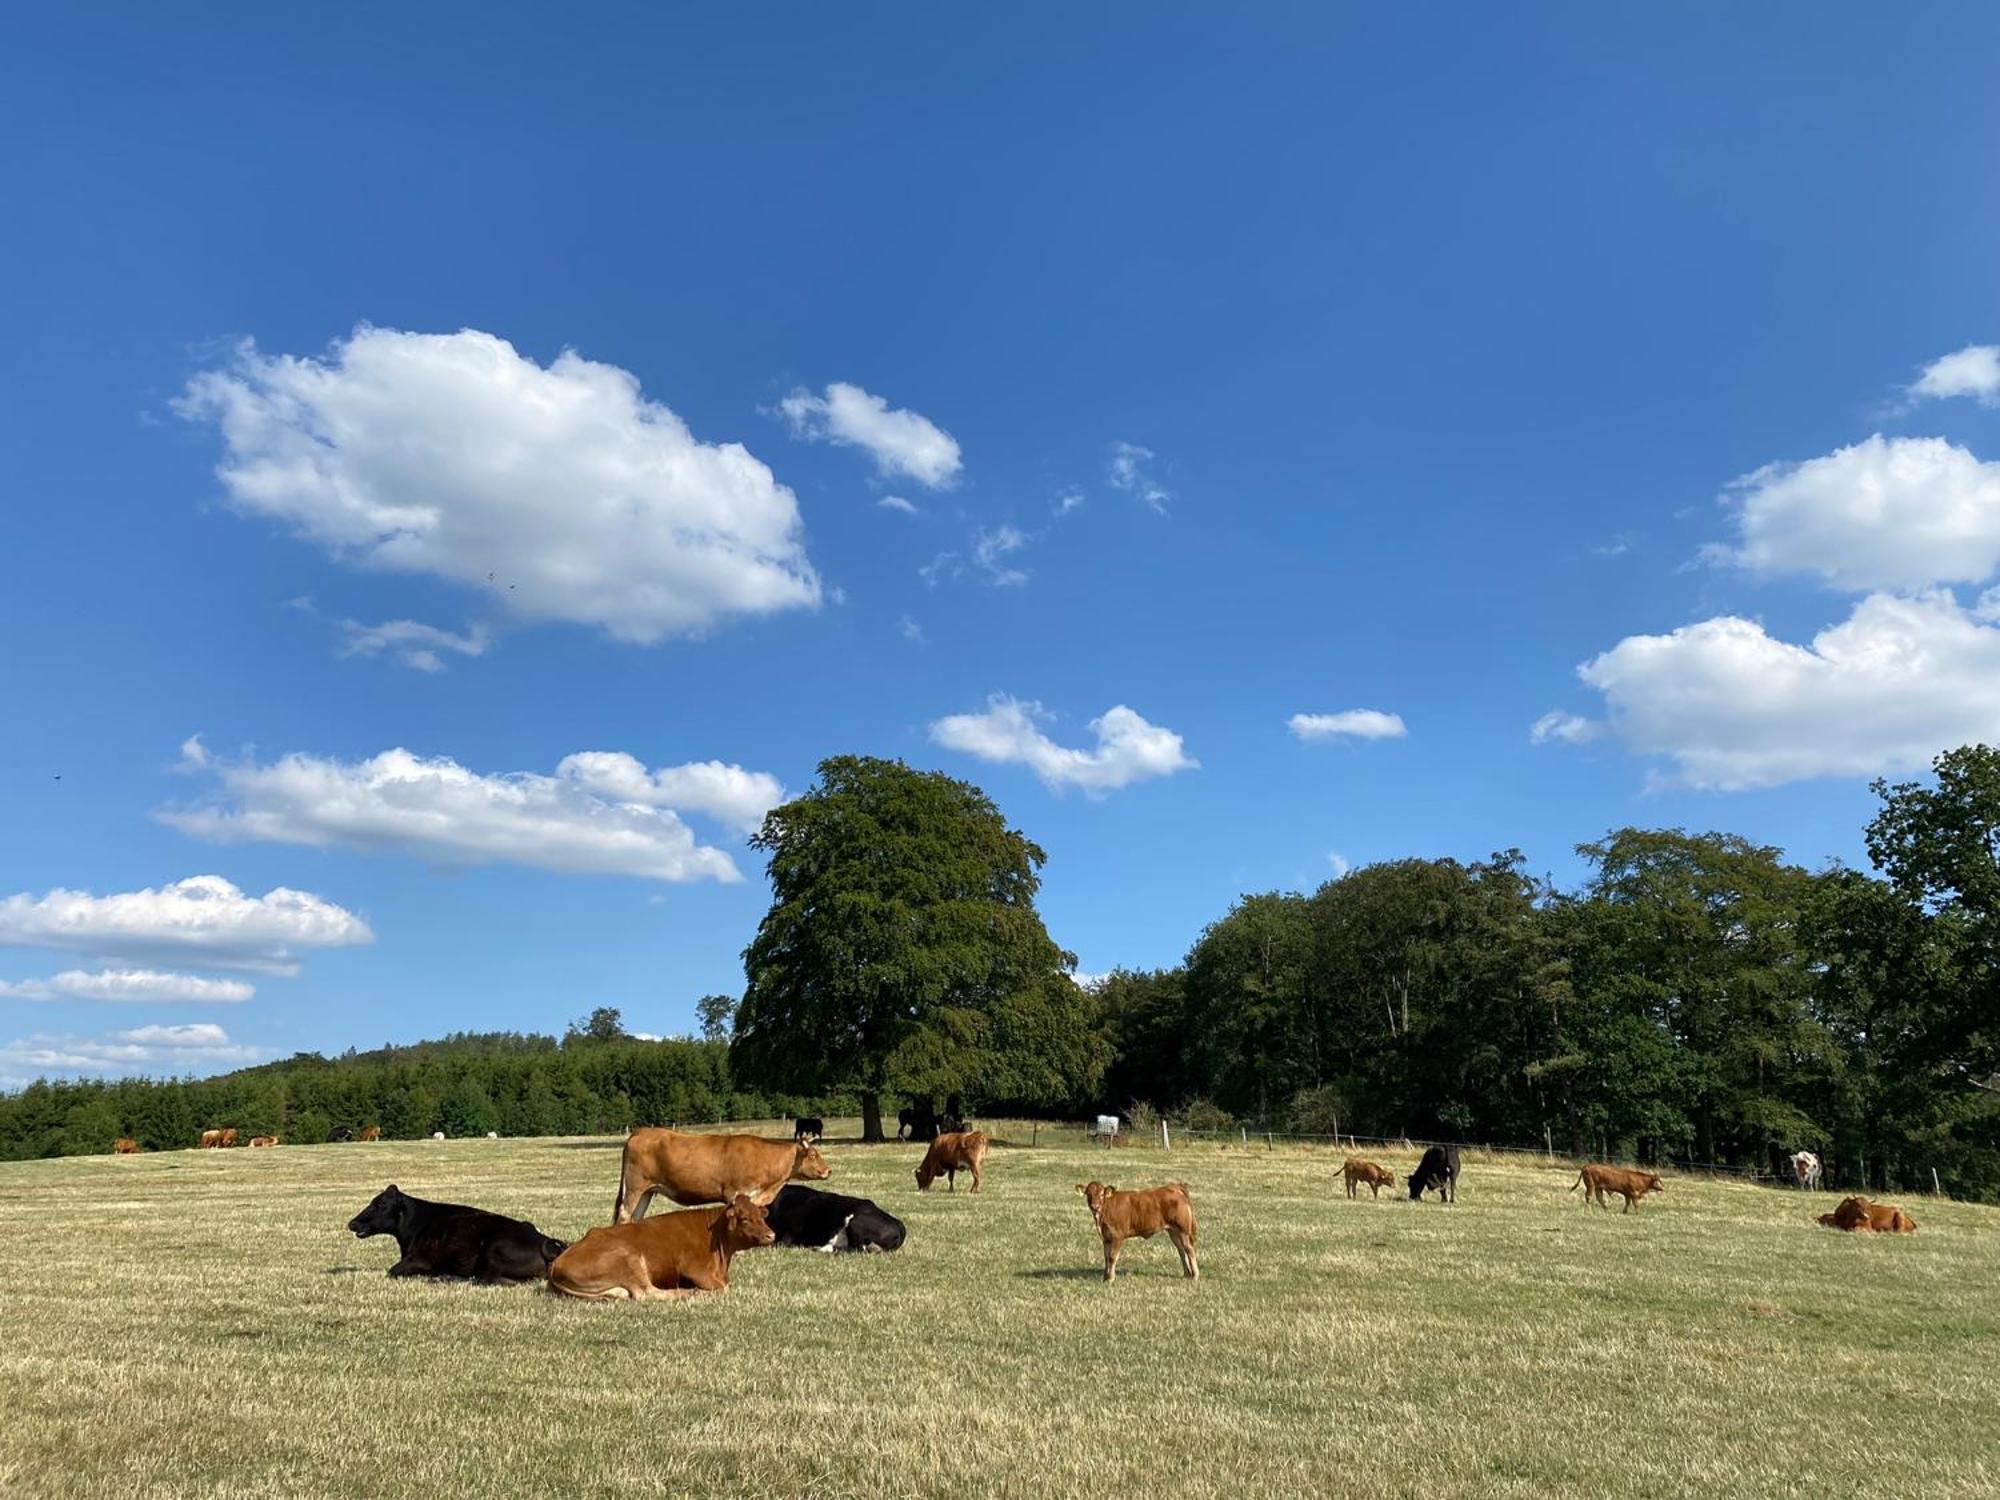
[613,1129,829,1223]
[550,1195,776,1300]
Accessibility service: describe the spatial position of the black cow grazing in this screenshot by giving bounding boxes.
[793,1116,824,1142]
[937,1113,966,1136]
[346,1184,566,1282]
[763,1185,906,1254]
[1407,1144,1461,1203]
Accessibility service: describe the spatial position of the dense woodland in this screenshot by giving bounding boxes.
[3,749,1995,1200]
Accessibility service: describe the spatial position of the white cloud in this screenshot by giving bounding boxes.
[1909,344,2000,407]
[899,615,926,643]
[929,695,1197,796]
[973,525,1030,586]
[1529,710,1602,746]
[0,968,255,1003]
[1055,490,1084,517]
[877,495,919,516]
[162,744,769,882]
[1327,852,1353,878]
[1708,436,2000,592]
[1575,590,2000,790]
[1108,442,1170,514]
[554,752,783,837]
[177,326,821,644]
[335,616,489,673]
[779,381,962,488]
[0,876,370,976]
[0,1022,259,1087]
[1070,971,1110,992]
[1288,710,1408,742]
[918,551,961,588]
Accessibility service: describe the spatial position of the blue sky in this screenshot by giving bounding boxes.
[5,6,2000,1083]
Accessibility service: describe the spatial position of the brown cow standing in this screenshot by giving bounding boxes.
[249,1135,279,1148]
[1076,1181,1198,1282]
[1571,1163,1665,1213]
[914,1130,989,1193]
[219,1128,238,1148]
[613,1129,830,1223]
[199,1129,224,1149]
[549,1195,776,1300]
[113,1138,140,1155]
[359,1125,382,1142]
[1818,1195,1918,1233]
[1342,1158,1394,1199]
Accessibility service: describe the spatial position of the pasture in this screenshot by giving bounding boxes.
[1,1128,1995,1500]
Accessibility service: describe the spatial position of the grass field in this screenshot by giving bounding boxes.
[1,1125,1995,1500]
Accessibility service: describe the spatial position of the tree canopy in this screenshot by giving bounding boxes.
[731,755,1105,1139]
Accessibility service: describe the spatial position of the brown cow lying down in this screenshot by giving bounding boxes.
[1343,1158,1394,1199]
[915,1130,989,1192]
[614,1129,829,1223]
[1571,1163,1665,1213]
[114,1137,140,1155]
[249,1135,279,1148]
[1818,1195,1918,1234]
[550,1195,775,1300]
[1077,1181,1198,1282]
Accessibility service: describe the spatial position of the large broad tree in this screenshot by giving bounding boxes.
[731,756,1105,1141]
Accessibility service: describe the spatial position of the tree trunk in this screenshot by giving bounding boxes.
[860,1090,884,1144]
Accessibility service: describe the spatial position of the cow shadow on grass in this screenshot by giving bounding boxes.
[1015,1266,1174,1282]
[551,1141,624,1151]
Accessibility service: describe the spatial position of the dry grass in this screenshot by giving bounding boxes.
[1,1123,1995,1499]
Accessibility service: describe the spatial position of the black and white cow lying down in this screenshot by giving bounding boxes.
[762,1185,906,1253]
[346,1184,567,1282]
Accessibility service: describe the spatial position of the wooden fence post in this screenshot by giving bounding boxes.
[1161,1119,1171,1152]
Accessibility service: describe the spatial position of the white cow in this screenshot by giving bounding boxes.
[1790,1150,1823,1191]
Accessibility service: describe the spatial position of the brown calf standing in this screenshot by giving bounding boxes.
[548,1195,776,1301]
[1571,1164,1665,1213]
[914,1130,989,1193]
[1076,1181,1199,1282]
[113,1138,140,1155]
[1343,1158,1394,1199]
[358,1125,382,1142]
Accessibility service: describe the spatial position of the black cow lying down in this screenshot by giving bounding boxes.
[346,1184,566,1282]
[1407,1144,1461,1204]
[763,1185,906,1253]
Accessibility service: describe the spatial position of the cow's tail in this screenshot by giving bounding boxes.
[1569,1170,1585,1193]
[612,1145,635,1224]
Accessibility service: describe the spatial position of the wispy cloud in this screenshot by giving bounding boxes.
[1108,442,1170,514]
[1288,710,1407,742]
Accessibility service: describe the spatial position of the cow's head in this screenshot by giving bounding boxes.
[1406,1172,1426,1200]
[791,1142,831,1182]
[1076,1182,1111,1221]
[722,1193,776,1251]
[347,1185,410,1240]
[1644,1174,1665,1195]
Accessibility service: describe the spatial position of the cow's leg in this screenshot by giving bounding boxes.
[1169,1226,1197,1279]
[968,1160,981,1194]
[386,1258,425,1278]
[1103,1236,1121,1282]
[946,1166,956,1193]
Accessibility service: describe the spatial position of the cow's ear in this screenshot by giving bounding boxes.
[386,1183,398,1194]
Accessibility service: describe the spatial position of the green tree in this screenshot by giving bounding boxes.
[696,994,736,1043]
[732,755,1105,1141]
[440,1074,501,1137]
[565,1007,626,1045]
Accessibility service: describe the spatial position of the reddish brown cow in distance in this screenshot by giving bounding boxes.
[1077,1181,1198,1282]
[358,1125,382,1142]
[549,1195,776,1300]
[1571,1163,1665,1213]
[113,1138,140,1155]
[613,1129,830,1223]
[1818,1195,1918,1234]
[914,1130,989,1193]
[199,1128,238,1149]
[1343,1158,1394,1199]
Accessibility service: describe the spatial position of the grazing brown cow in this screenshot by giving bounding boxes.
[1818,1195,1918,1234]
[359,1125,382,1142]
[199,1129,224,1149]
[1076,1181,1198,1282]
[1342,1158,1394,1199]
[1571,1163,1665,1213]
[249,1135,279,1148]
[219,1128,239,1148]
[914,1130,989,1193]
[549,1194,776,1300]
[114,1138,140,1155]
[613,1129,830,1223]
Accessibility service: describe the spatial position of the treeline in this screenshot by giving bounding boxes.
[1101,754,2000,1200]
[4,747,1995,1200]
[0,1020,852,1161]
